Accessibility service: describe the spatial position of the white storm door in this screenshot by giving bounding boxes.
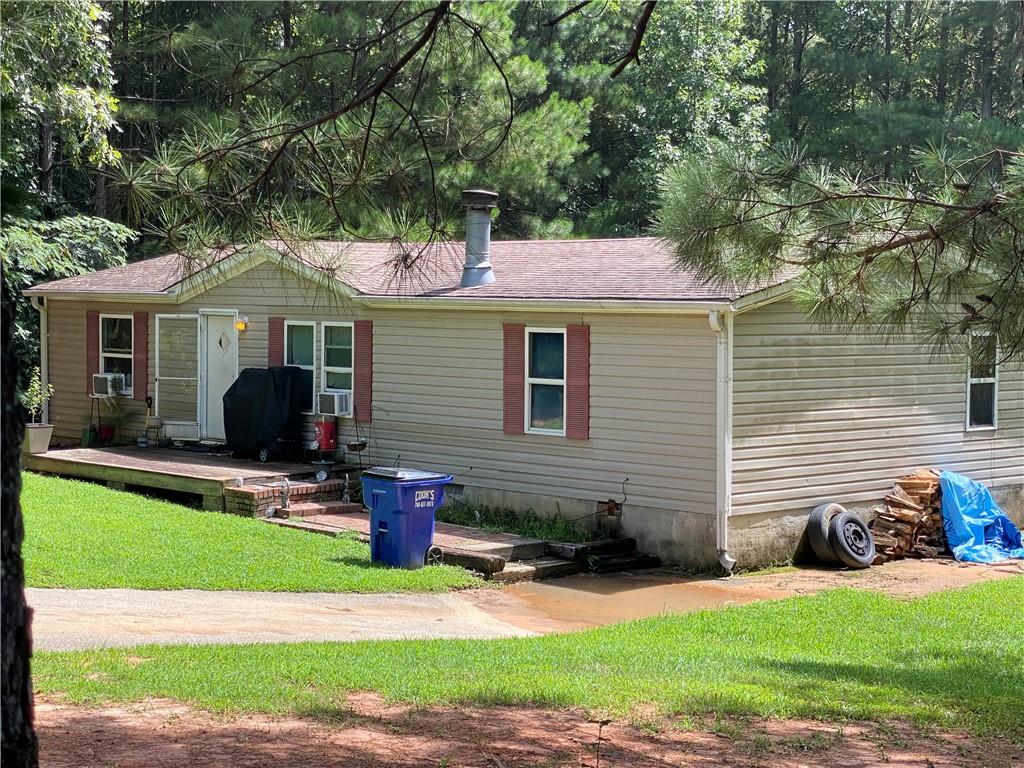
[201,312,238,441]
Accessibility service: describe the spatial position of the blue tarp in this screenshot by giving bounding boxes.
[940,470,1024,563]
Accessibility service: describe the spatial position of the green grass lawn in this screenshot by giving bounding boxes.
[35,578,1024,736]
[21,473,477,592]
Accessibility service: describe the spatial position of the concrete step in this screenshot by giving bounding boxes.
[457,538,547,561]
[278,501,364,518]
[440,546,506,576]
[491,557,584,583]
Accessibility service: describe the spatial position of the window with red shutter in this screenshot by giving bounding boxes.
[524,328,566,435]
[353,320,373,423]
[565,324,590,439]
[502,323,526,435]
[267,316,285,367]
[132,312,149,401]
[86,310,99,394]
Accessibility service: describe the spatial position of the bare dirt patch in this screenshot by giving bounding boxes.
[37,697,1023,768]
[735,557,1024,599]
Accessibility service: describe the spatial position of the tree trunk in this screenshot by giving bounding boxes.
[93,167,108,218]
[979,12,995,119]
[899,0,913,99]
[766,2,780,112]
[37,119,53,198]
[883,1,893,103]
[936,1,949,106]
[282,2,293,49]
[1,278,37,768]
[789,6,805,138]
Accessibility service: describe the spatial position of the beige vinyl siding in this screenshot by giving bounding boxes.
[42,263,719,514]
[731,299,1024,517]
[367,310,717,512]
[46,299,172,441]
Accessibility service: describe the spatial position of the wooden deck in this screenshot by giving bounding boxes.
[24,447,350,510]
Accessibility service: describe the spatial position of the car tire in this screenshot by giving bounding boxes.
[828,511,875,569]
[807,503,845,565]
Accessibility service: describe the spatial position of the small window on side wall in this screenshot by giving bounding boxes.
[526,329,565,435]
[100,315,133,395]
[285,321,315,412]
[322,323,353,393]
[966,335,997,430]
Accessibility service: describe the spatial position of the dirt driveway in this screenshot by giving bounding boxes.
[37,695,1023,768]
[30,558,1023,649]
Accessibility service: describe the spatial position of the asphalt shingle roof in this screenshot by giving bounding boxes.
[28,237,788,302]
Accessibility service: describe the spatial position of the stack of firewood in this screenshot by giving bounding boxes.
[868,468,947,563]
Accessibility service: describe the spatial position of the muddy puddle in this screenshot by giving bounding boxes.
[469,572,795,633]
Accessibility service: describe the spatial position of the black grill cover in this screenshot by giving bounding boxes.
[223,366,305,458]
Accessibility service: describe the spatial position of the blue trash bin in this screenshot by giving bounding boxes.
[361,467,454,569]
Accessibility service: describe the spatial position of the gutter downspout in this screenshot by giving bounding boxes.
[709,309,736,573]
[30,296,49,423]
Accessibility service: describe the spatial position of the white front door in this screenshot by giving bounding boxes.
[202,313,238,441]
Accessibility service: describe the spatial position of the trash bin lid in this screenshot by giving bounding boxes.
[363,466,452,483]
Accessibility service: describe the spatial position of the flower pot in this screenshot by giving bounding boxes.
[23,424,54,455]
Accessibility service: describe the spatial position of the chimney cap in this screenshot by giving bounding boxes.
[462,189,498,209]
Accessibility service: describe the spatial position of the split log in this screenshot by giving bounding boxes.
[869,468,948,563]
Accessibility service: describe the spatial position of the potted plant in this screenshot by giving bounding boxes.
[22,367,54,454]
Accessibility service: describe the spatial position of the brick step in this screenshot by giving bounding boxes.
[277,501,365,518]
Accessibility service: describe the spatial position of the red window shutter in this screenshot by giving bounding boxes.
[354,320,373,423]
[503,323,526,435]
[86,310,99,394]
[268,316,284,367]
[132,312,149,401]
[565,324,590,440]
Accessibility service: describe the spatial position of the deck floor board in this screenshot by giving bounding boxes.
[24,448,356,509]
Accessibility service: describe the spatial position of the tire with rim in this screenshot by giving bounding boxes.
[424,546,444,567]
[828,510,875,569]
[807,503,845,565]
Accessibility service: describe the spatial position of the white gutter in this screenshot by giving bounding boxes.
[29,296,49,424]
[709,309,736,573]
[358,296,735,315]
[732,280,795,314]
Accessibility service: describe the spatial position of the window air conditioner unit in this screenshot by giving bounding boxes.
[92,373,125,398]
[318,390,352,417]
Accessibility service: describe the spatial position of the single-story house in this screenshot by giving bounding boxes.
[25,191,1023,568]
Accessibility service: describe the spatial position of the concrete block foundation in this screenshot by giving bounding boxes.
[728,482,1024,570]
[458,485,717,567]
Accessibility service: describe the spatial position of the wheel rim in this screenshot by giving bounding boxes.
[841,521,870,558]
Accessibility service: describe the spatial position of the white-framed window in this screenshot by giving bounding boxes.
[321,322,354,395]
[100,314,133,396]
[284,320,315,412]
[525,327,566,436]
[966,334,998,430]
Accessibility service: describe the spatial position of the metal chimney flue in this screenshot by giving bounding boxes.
[460,189,498,288]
